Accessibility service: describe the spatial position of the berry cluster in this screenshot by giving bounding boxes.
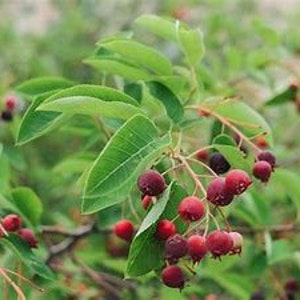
[0,214,38,248]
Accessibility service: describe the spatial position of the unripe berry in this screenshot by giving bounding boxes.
[187,235,207,263]
[253,161,272,182]
[178,196,205,222]
[208,153,230,175]
[1,110,13,122]
[141,194,152,210]
[2,214,22,232]
[255,136,269,149]
[206,230,233,258]
[165,234,188,260]
[161,265,185,289]
[228,231,243,254]
[113,219,134,242]
[257,151,276,169]
[137,170,166,196]
[155,219,176,241]
[18,228,38,248]
[225,169,252,195]
[206,177,234,206]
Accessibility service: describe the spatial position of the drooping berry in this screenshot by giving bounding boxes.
[18,228,38,248]
[208,153,231,174]
[206,230,233,258]
[161,265,185,289]
[165,234,188,261]
[2,214,22,232]
[155,219,176,241]
[228,231,243,254]
[1,110,13,122]
[195,149,209,162]
[225,169,252,195]
[252,161,272,182]
[257,151,276,169]
[187,235,207,263]
[113,219,134,242]
[137,170,166,196]
[206,177,234,206]
[141,194,152,210]
[178,196,205,222]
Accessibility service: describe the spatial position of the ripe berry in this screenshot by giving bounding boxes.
[253,161,272,182]
[141,194,152,210]
[228,231,243,254]
[257,151,276,169]
[206,177,234,206]
[195,149,209,162]
[178,196,205,222]
[165,234,188,260]
[113,219,134,242]
[206,230,233,258]
[4,95,17,111]
[1,110,13,122]
[225,169,252,195]
[187,235,207,263]
[18,228,38,248]
[161,265,185,289]
[155,219,176,241]
[284,278,299,293]
[137,170,166,196]
[208,153,230,175]
[2,214,22,232]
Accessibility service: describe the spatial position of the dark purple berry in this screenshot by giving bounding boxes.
[208,153,230,175]
[137,170,166,196]
[1,110,13,122]
[165,234,188,260]
[207,177,234,206]
[257,151,276,169]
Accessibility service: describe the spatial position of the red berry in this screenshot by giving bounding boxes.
[206,177,234,206]
[208,153,231,175]
[228,231,243,254]
[18,228,38,248]
[137,170,166,196]
[253,161,272,182]
[195,149,209,162]
[187,235,207,263]
[141,194,152,210]
[4,95,17,110]
[225,169,252,195]
[113,219,134,242]
[255,136,269,149]
[178,196,205,222]
[257,151,276,169]
[165,234,188,260]
[2,214,22,232]
[155,219,176,241]
[161,265,185,289]
[206,230,233,258]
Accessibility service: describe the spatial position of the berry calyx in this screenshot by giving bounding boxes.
[208,153,231,175]
[257,151,276,170]
[2,214,22,232]
[113,219,134,242]
[155,219,176,241]
[228,231,243,254]
[137,170,166,196]
[225,169,252,195]
[206,177,234,206]
[161,265,185,289]
[18,228,38,248]
[187,235,207,263]
[178,196,205,222]
[252,161,272,182]
[206,230,233,258]
[141,194,152,210]
[165,234,188,260]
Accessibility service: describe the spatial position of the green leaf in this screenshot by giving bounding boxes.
[134,14,177,41]
[38,96,142,120]
[177,27,205,65]
[212,134,236,146]
[84,58,151,81]
[16,77,74,96]
[16,91,71,145]
[0,234,54,280]
[146,81,184,123]
[11,187,43,227]
[124,83,143,103]
[82,114,171,214]
[265,86,297,106]
[267,239,294,265]
[99,39,173,75]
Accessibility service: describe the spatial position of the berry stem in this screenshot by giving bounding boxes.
[215,206,231,232]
